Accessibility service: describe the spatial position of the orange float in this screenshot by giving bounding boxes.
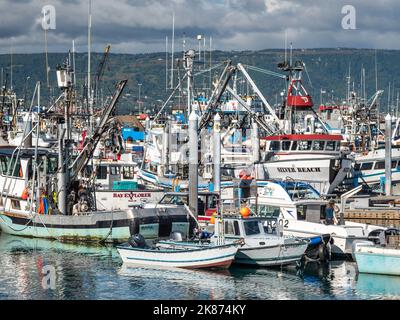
[240,207,251,218]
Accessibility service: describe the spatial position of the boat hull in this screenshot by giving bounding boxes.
[354,245,400,276]
[117,244,238,269]
[0,211,133,243]
[234,242,308,266]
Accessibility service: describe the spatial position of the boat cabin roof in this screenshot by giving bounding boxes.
[262,134,342,141]
[0,147,57,158]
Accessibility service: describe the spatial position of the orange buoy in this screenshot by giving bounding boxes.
[210,213,218,225]
[240,207,251,218]
[21,188,29,200]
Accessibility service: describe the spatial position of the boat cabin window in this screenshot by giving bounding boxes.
[256,205,280,218]
[159,194,188,205]
[270,141,280,151]
[96,166,108,180]
[354,163,361,171]
[297,204,323,223]
[47,157,58,175]
[298,141,312,151]
[326,141,336,151]
[282,141,291,151]
[122,166,135,179]
[286,184,320,200]
[0,157,8,174]
[1,157,22,178]
[360,162,373,171]
[224,220,241,236]
[109,166,120,176]
[291,141,298,150]
[374,161,398,170]
[313,141,325,151]
[297,205,306,220]
[11,200,21,210]
[243,220,261,236]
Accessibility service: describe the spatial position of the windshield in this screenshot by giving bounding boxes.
[286,184,320,200]
[243,220,261,236]
[159,194,188,205]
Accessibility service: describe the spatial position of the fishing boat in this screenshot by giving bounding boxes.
[212,214,308,266]
[252,180,384,257]
[253,60,352,195]
[0,58,196,243]
[117,234,239,269]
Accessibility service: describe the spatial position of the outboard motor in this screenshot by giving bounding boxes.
[367,229,386,245]
[128,234,147,248]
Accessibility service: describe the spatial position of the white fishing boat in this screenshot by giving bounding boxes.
[117,235,239,269]
[212,214,308,266]
[252,180,384,257]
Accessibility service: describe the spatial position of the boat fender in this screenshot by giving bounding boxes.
[128,234,147,248]
[309,236,322,246]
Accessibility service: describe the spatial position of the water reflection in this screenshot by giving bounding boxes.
[0,232,399,300]
[356,273,400,299]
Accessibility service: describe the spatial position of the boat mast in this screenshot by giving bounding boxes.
[171,12,175,89]
[88,0,93,135]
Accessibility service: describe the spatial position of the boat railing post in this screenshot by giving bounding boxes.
[385,114,392,196]
[188,110,198,217]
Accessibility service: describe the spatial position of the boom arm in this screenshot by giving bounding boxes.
[69,79,128,180]
[198,61,236,131]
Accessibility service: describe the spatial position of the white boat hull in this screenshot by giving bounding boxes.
[234,240,308,266]
[117,243,238,269]
[354,244,400,276]
[259,157,339,194]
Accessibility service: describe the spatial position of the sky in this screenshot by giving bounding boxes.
[0,0,399,54]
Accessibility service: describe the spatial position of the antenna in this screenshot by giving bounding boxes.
[72,40,76,86]
[165,36,168,91]
[10,47,13,91]
[44,28,50,88]
[88,0,93,133]
[375,49,378,92]
[285,30,288,63]
[209,36,212,90]
[171,11,175,89]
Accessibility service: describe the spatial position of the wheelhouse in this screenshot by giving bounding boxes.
[263,134,342,154]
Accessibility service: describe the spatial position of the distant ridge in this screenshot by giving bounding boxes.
[1,48,399,114]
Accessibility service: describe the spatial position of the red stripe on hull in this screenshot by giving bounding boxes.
[183,259,234,270]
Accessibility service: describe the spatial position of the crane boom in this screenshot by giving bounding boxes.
[198,61,236,131]
[69,79,128,180]
[237,63,282,128]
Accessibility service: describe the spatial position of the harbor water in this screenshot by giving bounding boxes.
[0,232,399,300]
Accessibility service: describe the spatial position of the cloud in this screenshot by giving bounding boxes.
[0,0,399,54]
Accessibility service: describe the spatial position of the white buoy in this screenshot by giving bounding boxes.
[189,111,199,216]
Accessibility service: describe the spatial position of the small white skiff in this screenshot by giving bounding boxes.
[117,241,239,269]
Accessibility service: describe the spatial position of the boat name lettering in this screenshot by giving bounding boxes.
[277,167,321,173]
[113,192,152,200]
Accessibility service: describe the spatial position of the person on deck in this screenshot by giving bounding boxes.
[325,200,337,225]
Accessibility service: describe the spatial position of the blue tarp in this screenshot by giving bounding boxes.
[122,128,145,141]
